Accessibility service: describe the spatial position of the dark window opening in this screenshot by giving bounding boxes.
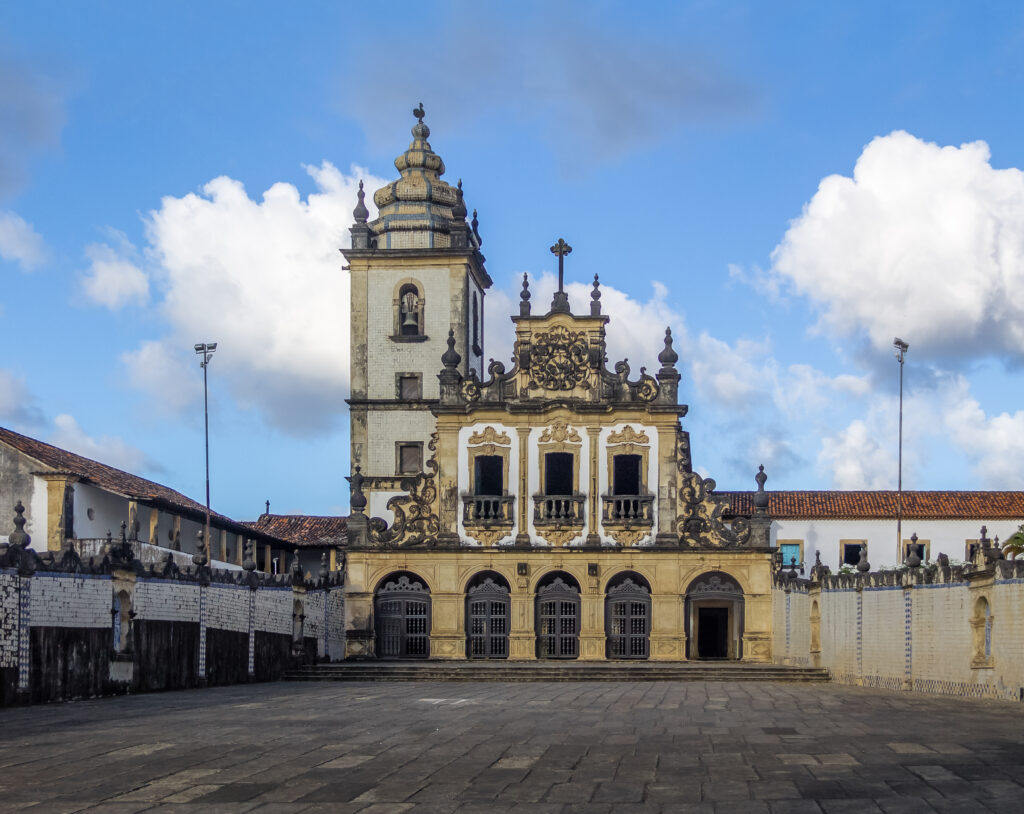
[904,542,925,561]
[474,456,503,496]
[398,375,420,401]
[472,293,480,352]
[612,454,642,495]
[399,285,421,336]
[544,452,573,496]
[398,443,422,475]
[842,543,863,567]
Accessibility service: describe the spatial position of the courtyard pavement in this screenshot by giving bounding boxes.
[1,680,1023,813]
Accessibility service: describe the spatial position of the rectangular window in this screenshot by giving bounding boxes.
[397,443,422,475]
[474,455,503,496]
[397,374,421,401]
[903,538,930,562]
[544,452,573,496]
[778,540,803,567]
[840,540,866,567]
[965,539,979,562]
[612,454,642,496]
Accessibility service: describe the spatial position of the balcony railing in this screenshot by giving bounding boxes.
[462,494,515,525]
[601,494,654,525]
[533,494,586,525]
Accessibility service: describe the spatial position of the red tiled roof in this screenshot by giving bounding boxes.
[722,490,1024,520]
[243,514,348,548]
[0,425,292,545]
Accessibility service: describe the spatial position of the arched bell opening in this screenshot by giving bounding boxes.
[374,571,431,659]
[465,571,511,659]
[684,571,745,661]
[535,571,581,659]
[605,571,651,660]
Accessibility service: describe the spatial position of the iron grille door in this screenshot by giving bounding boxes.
[467,579,510,659]
[375,576,430,659]
[536,579,580,659]
[606,579,650,659]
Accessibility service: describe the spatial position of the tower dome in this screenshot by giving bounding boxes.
[368,104,474,250]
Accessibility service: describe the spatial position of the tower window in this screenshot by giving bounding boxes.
[397,443,423,475]
[612,454,642,496]
[397,374,422,401]
[472,293,481,356]
[474,455,503,496]
[399,284,422,336]
[544,452,573,496]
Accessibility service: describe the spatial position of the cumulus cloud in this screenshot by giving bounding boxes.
[49,413,158,475]
[0,369,44,428]
[0,211,48,270]
[942,379,1024,489]
[122,162,388,433]
[818,419,896,490]
[771,131,1024,362]
[0,54,67,196]
[120,341,203,415]
[81,241,149,308]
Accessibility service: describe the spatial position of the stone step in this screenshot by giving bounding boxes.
[282,662,830,683]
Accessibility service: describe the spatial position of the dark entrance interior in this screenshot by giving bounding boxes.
[612,454,642,495]
[544,452,573,495]
[474,455,503,495]
[697,607,729,659]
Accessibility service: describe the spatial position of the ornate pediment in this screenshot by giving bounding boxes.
[529,326,590,391]
[676,470,750,548]
[468,426,511,446]
[539,419,582,444]
[608,425,649,445]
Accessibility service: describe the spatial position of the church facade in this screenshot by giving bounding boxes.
[340,107,776,662]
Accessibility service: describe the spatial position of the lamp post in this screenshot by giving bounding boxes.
[894,337,909,559]
[195,341,217,561]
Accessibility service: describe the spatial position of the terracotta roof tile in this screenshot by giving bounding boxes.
[722,490,1024,520]
[0,425,293,545]
[243,514,348,548]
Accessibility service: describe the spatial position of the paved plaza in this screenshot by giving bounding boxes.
[2,681,1023,813]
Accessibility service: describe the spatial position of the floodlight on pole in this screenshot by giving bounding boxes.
[195,341,218,561]
[894,337,909,560]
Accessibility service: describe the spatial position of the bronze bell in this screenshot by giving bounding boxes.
[402,308,419,330]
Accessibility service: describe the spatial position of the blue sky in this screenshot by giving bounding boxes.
[2,1,1024,521]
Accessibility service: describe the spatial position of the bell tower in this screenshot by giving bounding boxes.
[344,105,491,484]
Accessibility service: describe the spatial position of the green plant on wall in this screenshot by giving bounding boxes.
[1002,524,1024,559]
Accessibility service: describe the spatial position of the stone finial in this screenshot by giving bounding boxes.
[471,209,482,246]
[452,179,467,219]
[192,529,208,568]
[658,327,679,368]
[242,539,256,572]
[787,556,798,579]
[549,237,572,313]
[441,328,462,369]
[9,500,30,549]
[350,465,367,513]
[319,552,329,580]
[856,543,870,572]
[290,552,303,581]
[590,274,602,316]
[120,520,128,546]
[519,273,531,316]
[265,500,270,516]
[980,525,990,547]
[353,180,369,223]
[753,465,769,514]
[905,532,921,568]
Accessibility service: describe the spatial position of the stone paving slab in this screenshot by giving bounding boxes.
[1,681,1023,812]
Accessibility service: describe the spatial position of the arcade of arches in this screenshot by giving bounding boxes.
[344,550,773,661]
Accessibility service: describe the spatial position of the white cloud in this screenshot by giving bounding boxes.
[81,242,149,308]
[0,54,67,196]
[0,369,44,427]
[120,340,203,415]
[0,210,48,270]
[818,419,896,490]
[942,378,1024,489]
[49,413,156,474]
[124,162,389,433]
[771,131,1024,362]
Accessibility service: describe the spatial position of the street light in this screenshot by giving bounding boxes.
[894,337,909,559]
[195,341,217,561]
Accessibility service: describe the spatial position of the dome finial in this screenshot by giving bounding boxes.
[441,328,462,369]
[658,327,678,367]
[353,180,369,223]
[452,178,467,220]
[590,273,602,315]
[414,102,425,122]
[520,273,531,316]
[411,102,430,140]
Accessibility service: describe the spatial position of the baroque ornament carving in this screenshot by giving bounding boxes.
[468,426,511,446]
[676,470,751,548]
[689,574,741,595]
[607,578,650,596]
[608,425,649,445]
[609,527,650,547]
[542,528,581,547]
[539,419,582,444]
[368,432,441,547]
[463,526,510,547]
[529,326,590,391]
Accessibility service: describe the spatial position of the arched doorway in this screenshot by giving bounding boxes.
[375,573,430,659]
[684,571,744,660]
[605,572,651,659]
[536,572,581,659]
[466,572,511,659]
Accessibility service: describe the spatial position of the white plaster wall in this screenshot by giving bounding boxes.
[457,422,518,546]
[911,583,972,685]
[26,475,48,550]
[206,585,250,633]
[820,589,858,678]
[861,587,904,681]
[133,581,200,622]
[597,423,658,545]
[255,589,292,635]
[29,574,111,628]
[366,266,452,400]
[771,518,1022,571]
[366,411,438,478]
[73,483,129,539]
[369,490,405,527]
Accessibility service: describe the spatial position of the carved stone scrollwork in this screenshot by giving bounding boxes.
[539,419,582,444]
[610,527,650,547]
[529,326,590,391]
[368,432,441,547]
[608,578,650,596]
[460,373,482,402]
[464,526,511,546]
[542,528,582,547]
[468,426,511,446]
[608,426,649,445]
[676,470,751,548]
[609,359,659,402]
